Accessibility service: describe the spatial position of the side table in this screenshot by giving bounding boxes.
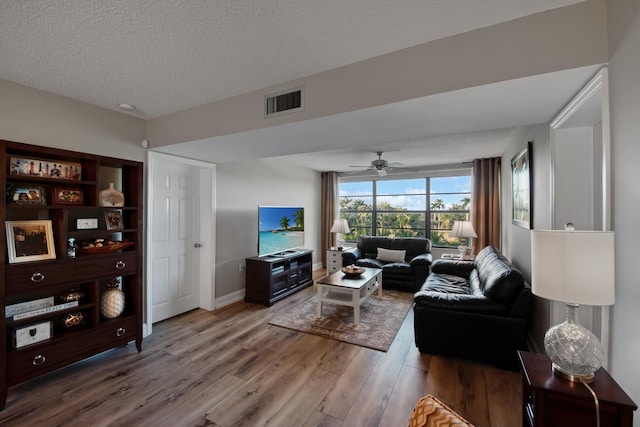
[518,351,637,427]
[327,247,342,274]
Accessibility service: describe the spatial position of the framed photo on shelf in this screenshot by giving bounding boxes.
[511,141,533,229]
[53,187,84,205]
[5,220,56,264]
[7,185,47,205]
[9,157,81,180]
[104,210,124,231]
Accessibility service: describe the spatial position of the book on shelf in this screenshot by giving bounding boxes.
[5,296,55,318]
[12,301,79,321]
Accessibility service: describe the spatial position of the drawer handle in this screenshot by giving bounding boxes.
[115,260,126,270]
[116,327,126,337]
[30,272,45,283]
[32,354,46,366]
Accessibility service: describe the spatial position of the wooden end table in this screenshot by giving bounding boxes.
[316,267,382,326]
[518,351,637,427]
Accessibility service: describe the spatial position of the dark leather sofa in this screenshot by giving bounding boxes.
[342,236,432,292]
[413,246,532,369]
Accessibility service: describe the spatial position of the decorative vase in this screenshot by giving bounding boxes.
[101,278,125,318]
[99,182,125,207]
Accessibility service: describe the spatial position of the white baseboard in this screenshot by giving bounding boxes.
[215,289,245,309]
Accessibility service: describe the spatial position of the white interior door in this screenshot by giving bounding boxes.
[149,155,203,323]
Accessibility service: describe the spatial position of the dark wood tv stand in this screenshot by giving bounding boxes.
[245,250,313,306]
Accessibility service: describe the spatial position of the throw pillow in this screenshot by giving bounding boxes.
[377,247,406,263]
[408,394,474,427]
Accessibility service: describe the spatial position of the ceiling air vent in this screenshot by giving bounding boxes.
[265,87,304,118]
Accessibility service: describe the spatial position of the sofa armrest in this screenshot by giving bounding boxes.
[410,253,433,267]
[508,287,533,319]
[341,248,361,266]
[430,259,475,278]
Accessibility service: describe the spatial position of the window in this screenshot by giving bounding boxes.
[339,173,472,247]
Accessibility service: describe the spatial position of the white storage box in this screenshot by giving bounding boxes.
[11,321,53,348]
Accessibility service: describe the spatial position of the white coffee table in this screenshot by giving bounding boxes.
[316,267,382,326]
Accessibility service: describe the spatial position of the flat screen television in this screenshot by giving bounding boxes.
[258,206,304,256]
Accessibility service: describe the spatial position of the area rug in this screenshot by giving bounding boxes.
[269,290,413,352]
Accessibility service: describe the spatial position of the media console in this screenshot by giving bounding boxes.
[245,250,313,306]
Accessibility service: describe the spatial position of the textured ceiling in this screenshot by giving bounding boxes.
[1,0,584,119]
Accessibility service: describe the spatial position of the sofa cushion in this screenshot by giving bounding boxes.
[382,262,413,275]
[354,258,384,269]
[421,273,469,294]
[357,237,392,258]
[475,246,525,304]
[390,237,431,260]
[377,247,406,262]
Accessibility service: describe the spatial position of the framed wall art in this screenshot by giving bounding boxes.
[53,187,84,205]
[5,220,56,264]
[511,141,533,229]
[7,185,47,205]
[105,210,124,231]
[9,157,81,180]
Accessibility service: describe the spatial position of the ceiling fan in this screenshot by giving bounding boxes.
[348,151,414,176]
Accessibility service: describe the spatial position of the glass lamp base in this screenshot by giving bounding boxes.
[544,303,604,383]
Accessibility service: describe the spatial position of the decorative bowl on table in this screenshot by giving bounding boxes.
[341,265,364,278]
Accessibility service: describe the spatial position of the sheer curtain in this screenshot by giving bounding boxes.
[472,158,501,252]
[321,171,338,267]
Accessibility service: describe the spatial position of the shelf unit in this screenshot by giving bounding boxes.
[0,140,143,409]
[245,250,313,306]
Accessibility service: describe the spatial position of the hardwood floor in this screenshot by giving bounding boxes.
[0,271,522,427]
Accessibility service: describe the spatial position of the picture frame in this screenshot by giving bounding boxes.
[9,157,81,181]
[511,141,533,229]
[7,185,47,205]
[5,220,56,264]
[104,210,124,231]
[53,187,84,205]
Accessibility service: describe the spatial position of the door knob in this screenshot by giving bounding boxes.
[194,243,202,248]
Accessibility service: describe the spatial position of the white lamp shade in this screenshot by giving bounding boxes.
[330,218,350,234]
[449,220,477,238]
[531,230,615,306]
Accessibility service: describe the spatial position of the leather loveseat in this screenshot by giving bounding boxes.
[342,236,432,292]
[413,246,532,369]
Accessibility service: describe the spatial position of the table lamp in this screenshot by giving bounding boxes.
[330,218,350,250]
[449,220,477,257]
[531,224,615,383]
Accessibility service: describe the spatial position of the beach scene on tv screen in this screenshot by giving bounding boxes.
[259,207,304,255]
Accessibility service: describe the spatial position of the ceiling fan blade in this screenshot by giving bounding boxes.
[386,162,404,167]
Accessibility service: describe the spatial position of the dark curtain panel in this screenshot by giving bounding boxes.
[472,158,501,252]
[321,171,338,267]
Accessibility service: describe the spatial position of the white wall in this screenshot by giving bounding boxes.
[606,0,640,410]
[215,158,321,299]
[501,124,552,352]
[0,80,146,162]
